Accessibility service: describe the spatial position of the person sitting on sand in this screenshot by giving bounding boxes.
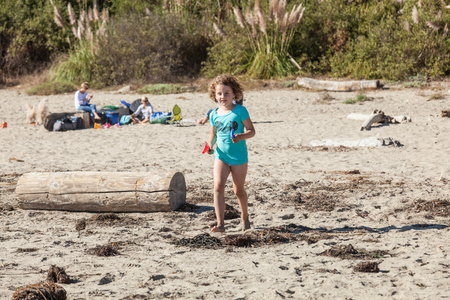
[74,82,101,120]
[131,96,153,124]
[205,75,255,233]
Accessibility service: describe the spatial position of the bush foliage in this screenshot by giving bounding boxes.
[92,13,210,87]
[1,0,448,86]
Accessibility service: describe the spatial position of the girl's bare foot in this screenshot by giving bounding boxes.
[211,225,225,233]
[242,216,250,231]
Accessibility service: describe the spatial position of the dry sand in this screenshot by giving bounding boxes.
[0,82,449,299]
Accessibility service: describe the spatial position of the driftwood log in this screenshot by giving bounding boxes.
[297,77,379,91]
[360,110,387,131]
[75,111,91,128]
[15,172,186,212]
[357,110,411,130]
[43,111,91,131]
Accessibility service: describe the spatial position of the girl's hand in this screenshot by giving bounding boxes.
[207,144,213,154]
[231,134,240,143]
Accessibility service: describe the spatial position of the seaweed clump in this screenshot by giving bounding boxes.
[85,244,119,256]
[12,282,67,300]
[319,244,388,260]
[411,199,450,217]
[47,265,71,284]
[354,261,380,273]
[173,233,222,249]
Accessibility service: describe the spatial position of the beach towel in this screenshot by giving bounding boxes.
[119,115,132,125]
[150,112,172,124]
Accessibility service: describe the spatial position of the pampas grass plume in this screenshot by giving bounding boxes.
[404,19,411,33]
[94,5,100,21]
[68,3,76,25]
[102,8,109,22]
[269,0,278,22]
[80,9,86,23]
[53,5,64,28]
[412,6,419,24]
[213,22,227,38]
[78,19,85,34]
[257,10,267,34]
[71,26,77,37]
[277,0,286,23]
[426,20,441,31]
[288,5,297,28]
[297,5,305,24]
[233,7,246,29]
[77,26,83,40]
[88,7,94,22]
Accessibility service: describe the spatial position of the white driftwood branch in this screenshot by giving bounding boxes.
[348,111,411,130]
[310,137,402,147]
[297,77,379,91]
[360,110,385,131]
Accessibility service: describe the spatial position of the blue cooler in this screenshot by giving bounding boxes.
[105,111,120,124]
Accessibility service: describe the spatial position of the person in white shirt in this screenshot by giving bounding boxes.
[74,82,101,120]
[131,96,154,124]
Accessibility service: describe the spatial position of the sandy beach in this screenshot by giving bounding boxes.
[0,81,449,299]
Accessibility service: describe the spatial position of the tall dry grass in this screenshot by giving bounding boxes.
[49,1,110,84]
[224,0,305,78]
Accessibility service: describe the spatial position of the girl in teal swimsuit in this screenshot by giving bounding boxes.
[206,75,256,233]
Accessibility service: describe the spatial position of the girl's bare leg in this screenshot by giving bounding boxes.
[231,163,250,231]
[212,159,231,232]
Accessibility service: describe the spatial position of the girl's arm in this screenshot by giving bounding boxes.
[232,117,255,143]
[207,125,216,154]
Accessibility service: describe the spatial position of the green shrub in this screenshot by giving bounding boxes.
[0,0,69,80]
[326,0,450,80]
[201,22,251,78]
[92,12,210,87]
[25,81,76,95]
[343,94,367,104]
[401,74,429,88]
[51,40,96,86]
[137,83,196,95]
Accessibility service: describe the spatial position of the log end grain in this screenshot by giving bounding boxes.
[169,172,186,210]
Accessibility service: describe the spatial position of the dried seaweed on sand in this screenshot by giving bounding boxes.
[319,244,388,260]
[47,265,71,284]
[85,244,120,256]
[12,282,67,300]
[354,261,380,273]
[173,233,222,249]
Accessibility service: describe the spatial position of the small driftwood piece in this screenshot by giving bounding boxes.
[360,110,389,131]
[440,109,450,117]
[16,171,186,212]
[297,77,379,91]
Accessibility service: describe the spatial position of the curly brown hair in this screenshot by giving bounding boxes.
[208,75,244,103]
